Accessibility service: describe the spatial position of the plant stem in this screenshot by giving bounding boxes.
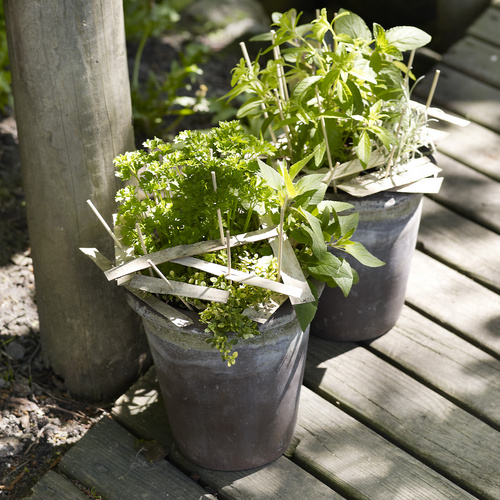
[132,26,152,92]
[273,89,293,161]
[315,86,337,192]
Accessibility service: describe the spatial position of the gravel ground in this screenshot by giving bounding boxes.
[0,115,110,499]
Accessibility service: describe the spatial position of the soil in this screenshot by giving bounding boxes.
[0,113,113,499]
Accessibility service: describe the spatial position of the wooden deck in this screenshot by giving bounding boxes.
[28,5,500,500]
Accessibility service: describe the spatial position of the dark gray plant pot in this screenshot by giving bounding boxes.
[126,292,308,471]
[311,191,423,342]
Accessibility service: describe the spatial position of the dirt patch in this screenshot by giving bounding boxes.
[0,115,111,499]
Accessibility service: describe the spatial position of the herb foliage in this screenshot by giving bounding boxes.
[226,8,433,174]
[114,121,380,364]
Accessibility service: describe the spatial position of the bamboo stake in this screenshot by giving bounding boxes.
[277,195,288,282]
[239,41,277,143]
[86,199,124,249]
[426,69,441,109]
[405,49,416,90]
[147,259,194,311]
[385,111,405,176]
[211,171,226,245]
[314,87,337,192]
[226,230,231,279]
[136,223,153,276]
[274,89,294,160]
[270,30,289,102]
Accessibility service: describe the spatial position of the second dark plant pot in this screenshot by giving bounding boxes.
[311,191,423,342]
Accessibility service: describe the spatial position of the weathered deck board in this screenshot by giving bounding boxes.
[406,250,500,357]
[293,387,476,500]
[419,197,500,292]
[58,417,216,500]
[432,120,500,181]
[368,306,500,428]
[467,7,500,46]
[304,337,500,500]
[27,470,88,500]
[415,64,500,133]
[113,369,342,500]
[113,367,474,500]
[430,151,500,234]
[443,36,500,89]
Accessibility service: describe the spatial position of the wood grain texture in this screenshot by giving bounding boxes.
[58,417,216,500]
[305,337,500,499]
[419,197,500,292]
[369,306,500,428]
[443,36,500,89]
[3,0,149,400]
[467,6,500,46]
[414,64,500,133]
[406,250,500,356]
[292,387,476,500]
[28,470,88,500]
[430,152,500,234]
[433,120,500,181]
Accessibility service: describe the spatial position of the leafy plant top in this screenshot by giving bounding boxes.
[114,121,278,364]
[226,8,433,180]
[111,121,382,364]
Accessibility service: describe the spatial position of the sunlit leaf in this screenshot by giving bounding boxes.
[385,26,431,51]
[342,241,385,267]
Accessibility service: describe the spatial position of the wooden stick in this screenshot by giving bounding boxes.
[405,49,416,90]
[147,259,171,289]
[105,225,279,281]
[226,230,231,278]
[211,171,226,244]
[274,89,293,160]
[277,195,288,282]
[86,199,124,248]
[426,69,441,109]
[147,259,194,311]
[385,110,405,176]
[315,86,337,192]
[136,223,153,276]
[270,30,289,102]
[239,41,277,143]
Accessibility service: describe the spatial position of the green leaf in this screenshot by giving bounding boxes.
[281,164,297,198]
[338,213,359,237]
[317,200,354,213]
[385,26,432,51]
[257,158,284,191]
[335,9,372,42]
[294,280,319,330]
[355,130,372,167]
[302,210,329,259]
[291,75,323,102]
[236,97,264,118]
[289,147,321,180]
[332,259,355,297]
[342,241,385,267]
[294,174,325,197]
[350,58,377,84]
[307,251,342,280]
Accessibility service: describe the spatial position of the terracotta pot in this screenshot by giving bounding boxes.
[126,293,308,471]
[311,191,423,342]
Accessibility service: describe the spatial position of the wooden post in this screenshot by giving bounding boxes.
[3,0,150,401]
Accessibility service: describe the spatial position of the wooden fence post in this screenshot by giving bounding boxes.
[3,0,150,401]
